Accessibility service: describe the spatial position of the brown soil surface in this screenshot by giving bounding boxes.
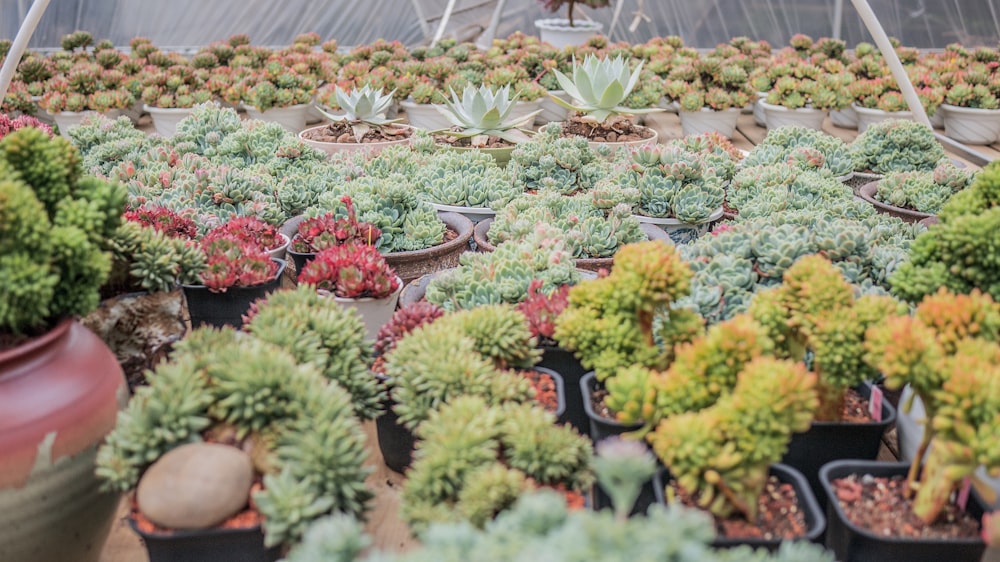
[560,115,654,143]
[434,133,514,149]
[841,387,873,423]
[301,122,412,144]
[666,475,808,540]
[590,386,617,420]
[833,474,981,539]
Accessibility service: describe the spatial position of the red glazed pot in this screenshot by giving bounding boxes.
[0,320,128,562]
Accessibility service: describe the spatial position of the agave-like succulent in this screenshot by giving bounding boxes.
[434,84,539,144]
[550,55,664,123]
[316,85,402,143]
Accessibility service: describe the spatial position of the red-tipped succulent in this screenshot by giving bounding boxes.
[516,280,571,345]
[198,236,278,292]
[123,205,197,240]
[373,302,445,358]
[298,243,399,299]
[292,195,381,253]
[202,216,284,253]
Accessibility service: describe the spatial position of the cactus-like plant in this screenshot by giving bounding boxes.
[96,326,372,547]
[415,149,521,209]
[298,243,400,299]
[426,223,579,311]
[554,240,704,379]
[383,304,540,430]
[316,84,403,143]
[850,119,946,174]
[401,395,593,531]
[0,127,126,336]
[433,84,539,144]
[549,55,664,123]
[889,160,1000,301]
[864,289,1000,524]
[648,357,817,520]
[105,220,205,293]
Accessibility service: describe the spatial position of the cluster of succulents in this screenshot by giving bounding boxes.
[244,286,384,420]
[678,208,918,323]
[201,215,284,253]
[196,235,278,291]
[865,289,1000,524]
[890,160,1000,301]
[140,64,213,109]
[667,132,743,181]
[663,48,754,112]
[874,164,973,214]
[554,240,705,380]
[0,113,53,139]
[725,162,857,219]
[614,144,726,222]
[372,301,445,359]
[106,219,205,293]
[298,243,400,299]
[507,124,608,195]
[488,192,645,259]
[415,150,520,209]
[96,323,372,547]
[516,280,571,346]
[401,394,593,531]
[292,195,381,253]
[425,223,580,311]
[850,119,946,174]
[740,125,853,177]
[0,127,126,336]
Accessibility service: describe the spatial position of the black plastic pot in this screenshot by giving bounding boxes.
[181,259,286,328]
[782,382,897,508]
[820,460,987,562]
[375,401,415,474]
[532,366,567,423]
[538,347,585,432]
[591,476,657,517]
[286,247,315,277]
[654,463,826,551]
[580,372,643,444]
[128,518,280,562]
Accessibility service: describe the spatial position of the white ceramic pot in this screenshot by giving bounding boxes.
[144,105,195,138]
[659,97,679,113]
[753,92,768,127]
[759,101,827,131]
[244,102,312,133]
[633,207,724,244]
[534,18,603,49]
[538,90,571,124]
[329,278,403,341]
[430,203,496,225]
[678,107,741,138]
[49,109,122,139]
[268,233,290,261]
[298,123,413,158]
[853,103,914,133]
[830,105,859,129]
[400,99,452,131]
[929,108,945,129]
[940,103,1000,145]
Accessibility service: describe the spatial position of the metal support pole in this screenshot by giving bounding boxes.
[431,0,459,48]
[476,0,508,50]
[833,0,844,40]
[849,0,930,126]
[0,0,52,104]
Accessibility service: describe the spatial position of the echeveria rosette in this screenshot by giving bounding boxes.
[433,84,539,144]
[549,55,664,123]
[416,150,520,209]
[316,85,403,143]
[850,119,946,174]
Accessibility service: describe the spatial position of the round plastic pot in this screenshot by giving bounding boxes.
[181,259,286,329]
[580,372,643,444]
[534,18,603,49]
[940,103,1000,145]
[678,107,740,138]
[819,460,987,562]
[781,381,897,508]
[759,101,827,131]
[538,346,588,436]
[853,103,913,133]
[633,207,724,245]
[144,105,195,138]
[128,518,280,562]
[655,463,826,551]
[857,181,935,224]
[243,103,311,133]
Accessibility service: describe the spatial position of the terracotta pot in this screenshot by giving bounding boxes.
[857,181,934,224]
[383,212,473,284]
[474,218,672,272]
[0,320,128,562]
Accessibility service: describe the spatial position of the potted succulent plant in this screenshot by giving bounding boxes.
[284,438,835,562]
[615,144,726,243]
[285,195,381,274]
[180,234,286,328]
[431,84,540,167]
[849,118,947,183]
[238,59,317,130]
[299,85,413,156]
[819,288,1000,561]
[664,52,753,138]
[298,243,402,340]
[416,150,521,223]
[759,65,847,130]
[203,215,290,260]
[938,61,1000,144]
[548,55,664,150]
[534,0,609,49]
[140,65,213,137]
[0,127,129,562]
[38,61,136,137]
[889,160,1000,303]
[96,320,372,561]
[739,125,855,181]
[858,162,974,223]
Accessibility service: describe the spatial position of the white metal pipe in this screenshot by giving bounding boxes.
[431,0,459,48]
[849,0,930,126]
[833,0,844,40]
[0,0,52,105]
